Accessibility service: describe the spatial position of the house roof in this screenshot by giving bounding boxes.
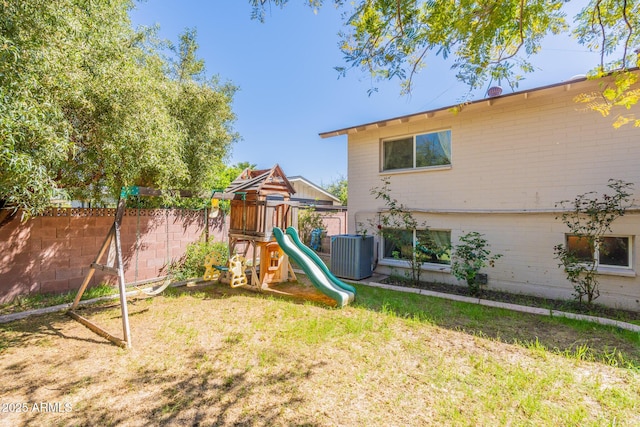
[318,75,595,138]
[223,164,295,196]
[288,175,341,204]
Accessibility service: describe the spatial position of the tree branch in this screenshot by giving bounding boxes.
[622,0,632,67]
[406,45,430,93]
[395,0,404,35]
[593,0,606,69]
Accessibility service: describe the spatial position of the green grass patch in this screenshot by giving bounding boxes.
[0,283,117,315]
[351,283,640,369]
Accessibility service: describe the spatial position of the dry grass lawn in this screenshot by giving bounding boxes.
[1,279,639,426]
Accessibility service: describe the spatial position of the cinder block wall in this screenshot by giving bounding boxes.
[0,208,227,303]
[320,212,347,237]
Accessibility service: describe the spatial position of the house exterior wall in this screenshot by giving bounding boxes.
[345,77,640,311]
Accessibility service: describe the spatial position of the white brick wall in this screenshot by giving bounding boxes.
[345,77,640,310]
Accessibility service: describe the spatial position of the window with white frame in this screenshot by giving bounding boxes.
[566,235,632,269]
[382,228,451,265]
[382,129,451,171]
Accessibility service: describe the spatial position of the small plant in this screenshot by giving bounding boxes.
[451,232,502,296]
[554,179,633,305]
[355,221,369,237]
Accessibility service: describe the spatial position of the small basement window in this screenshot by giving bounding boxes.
[382,228,451,265]
[566,235,632,269]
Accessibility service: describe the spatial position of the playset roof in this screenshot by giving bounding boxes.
[223,164,295,198]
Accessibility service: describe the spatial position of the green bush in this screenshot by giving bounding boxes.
[451,232,502,296]
[170,239,228,281]
[298,207,325,247]
[554,179,633,305]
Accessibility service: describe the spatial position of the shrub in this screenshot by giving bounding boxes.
[371,177,432,285]
[554,179,633,305]
[451,232,502,296]
[170,239,228,281]
[298,207,325,247]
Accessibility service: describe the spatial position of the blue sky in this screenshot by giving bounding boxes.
[129,1,602,187]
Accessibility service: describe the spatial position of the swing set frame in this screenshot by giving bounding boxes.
[67,186,198,349]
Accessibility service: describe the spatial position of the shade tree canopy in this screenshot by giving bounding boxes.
[251,0,640,124]
[324,175,348,206]
[1,0,239,217]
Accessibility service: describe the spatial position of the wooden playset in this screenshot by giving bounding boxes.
[206,164,299,289]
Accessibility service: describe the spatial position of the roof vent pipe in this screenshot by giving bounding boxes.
[487,86,503,97]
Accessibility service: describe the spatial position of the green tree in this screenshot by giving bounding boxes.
[324,175,348,205]
[0,0,238,218]
[168,30,239,192]
[251,1,640,123]
[211,162,258,190]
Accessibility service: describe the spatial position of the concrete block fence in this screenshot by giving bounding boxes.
[0,208,225,303]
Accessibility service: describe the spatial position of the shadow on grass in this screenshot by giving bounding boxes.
[349,283,640,368]
[156,280,640,369]
[0,287,325,426]
[58,353,320,426]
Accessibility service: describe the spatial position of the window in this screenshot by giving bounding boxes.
[382,130,451,171]
[417,230,451,265]
[566,235,632,268]
[383,229,451,265]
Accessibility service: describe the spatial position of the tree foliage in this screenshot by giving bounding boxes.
[1,0,239,217]
[324,175,348,205]
[251,1,640,121]
[211,162,258,190]
[298,207,325,246]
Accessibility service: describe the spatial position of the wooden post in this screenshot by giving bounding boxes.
[71,225,114,310]
[113,219,132,348]
[68,196,132,348]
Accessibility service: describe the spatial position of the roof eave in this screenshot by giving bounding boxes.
[288,176,340,203]
[318,76,598,139]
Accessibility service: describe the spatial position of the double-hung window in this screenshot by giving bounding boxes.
[382,229,451,265]
[382,129,451,171]
[566,235,632,269]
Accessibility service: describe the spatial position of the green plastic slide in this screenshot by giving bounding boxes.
[284,227,356,295]
[272,227,355,307]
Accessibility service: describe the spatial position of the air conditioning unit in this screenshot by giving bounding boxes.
[330,234,374,280]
